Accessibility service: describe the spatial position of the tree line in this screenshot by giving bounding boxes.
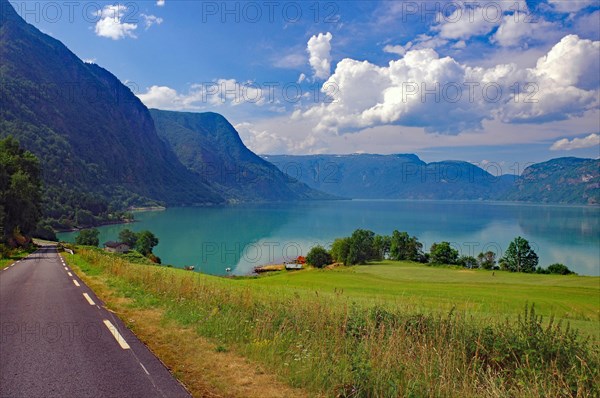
[75,228,160,263]
[306,229,575,275]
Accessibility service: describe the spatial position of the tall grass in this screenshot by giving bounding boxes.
[73,249,599,397]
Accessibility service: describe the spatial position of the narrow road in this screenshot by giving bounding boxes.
[0,246,190,398]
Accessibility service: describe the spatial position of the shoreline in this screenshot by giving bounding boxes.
[128,206,167,212]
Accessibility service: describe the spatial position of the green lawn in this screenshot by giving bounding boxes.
[240,261,600,338]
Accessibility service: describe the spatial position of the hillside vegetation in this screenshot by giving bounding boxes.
[151,110,331,203]
[66,248,599,397]
[504,157,599,205]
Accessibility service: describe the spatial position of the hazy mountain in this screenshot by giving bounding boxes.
[504,157,599,205]
[264,154,599,204]
[0,0,224,221]
[263,154,515,200]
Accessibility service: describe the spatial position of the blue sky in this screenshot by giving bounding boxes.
[10,0,600,168]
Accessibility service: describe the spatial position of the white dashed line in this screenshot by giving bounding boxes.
[64,267,68,270]
[67,272,73,277]
[139,362,150,375]
[103,320,130,350]
[72,279,80,287]
[82,293,96,305]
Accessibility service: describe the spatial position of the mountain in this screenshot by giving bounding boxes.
[0,0,224,223]
[263,154,515,200]
[504,157,599,205]
[150,110,332,202]
[0,0,327,228]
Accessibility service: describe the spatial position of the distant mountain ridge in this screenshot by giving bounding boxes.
[263,154,599,205]
[504,157,599,205]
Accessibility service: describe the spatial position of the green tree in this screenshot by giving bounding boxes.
[459,255,478,268]
[330,237,350,265]
[118,229,138,247]
[75,209,95,227]
[135,230,159,256]
[501,236,538,273]
[347,229,376,265]
[389,230,424,262]
[306,245,332,268]
[75,229,99,247]
[477,251,496,270]
[429,242,459,265]
[0,137,42,240]
[373,234,391,260]
[546,263,575,275]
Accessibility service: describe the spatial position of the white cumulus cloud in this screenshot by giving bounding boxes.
[432,6,499,40]
[492,12,559,47]
[300,35,599,134]
[137,80,269,111]
[550,133,600,150]
[307,32,333,80]
[156,0,165,6]
[94,5,137,40]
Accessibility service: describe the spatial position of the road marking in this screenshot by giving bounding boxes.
[103,320,130,350]
[140,362,150,375]
[72,279,80,287]
[83,293,95,305]
[64,267,68,270]
[68,272,73,277]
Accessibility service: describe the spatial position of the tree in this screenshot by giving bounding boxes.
[306,245,332,268]
[429,242,459,265]
[118,229,138,247]
[477,251,496,270]
[330,237,350,265]
[389,230,424,262]
[546,263,575,275]
[135,230,159,256]
[75,209,95,227]
[458,255,478,269]
[347,229,376,265]
[373,234,391,260]
[75,229,99,247]
[0,137,42,240]
[501,236,538,273]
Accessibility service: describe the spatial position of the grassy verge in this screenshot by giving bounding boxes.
[0,247,36,269]
[64,251,310,398]
[66,248,599,397]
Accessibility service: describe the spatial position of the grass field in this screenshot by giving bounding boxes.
[65,248,600,397]
[244,262,599,338]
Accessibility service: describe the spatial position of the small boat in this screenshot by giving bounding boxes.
[184,266,195,271]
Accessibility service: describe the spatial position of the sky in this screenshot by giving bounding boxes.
[9,0,600,168]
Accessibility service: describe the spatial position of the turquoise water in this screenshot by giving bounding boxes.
[58,200,600,276]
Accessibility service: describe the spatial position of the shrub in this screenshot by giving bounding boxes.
[547,263,576,275]
[429,242,459,265]
[75,229,99,247]
[458,255,478,268]
[306,245,332,268]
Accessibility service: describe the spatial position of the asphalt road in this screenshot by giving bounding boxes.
[0,246,190,398]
